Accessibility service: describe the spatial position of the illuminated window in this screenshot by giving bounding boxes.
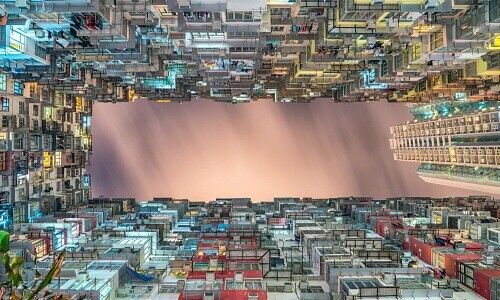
[9,27,26,52]
[55,151,62,167]
[0,152,7,171]
[44,107,53,119]
[13,81,23,95]
[1,98,9,112]
[54,92,63,106]
[83,174,91,188]
[82,115,91,128]
[43,152,53,169]
[75,97,83,111]
[410,43,422,61]
[0,74,6,91]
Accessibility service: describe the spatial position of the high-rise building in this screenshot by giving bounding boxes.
[389,101,500,194]
[0,0,497,103]
[0,0,497,225]
[0,74,92,230]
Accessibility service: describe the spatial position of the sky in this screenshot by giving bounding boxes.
[89,99,489,201]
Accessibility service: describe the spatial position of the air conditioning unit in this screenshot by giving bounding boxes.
[484,256,494,265]
[212,20,221,30]
[388,18,397,28]
[203,293,215,300]
[248,294,259,300]
[424,0,439,9]
[235,271,244,283]
[206,272,215,283]
[366,36,376,46]
[366,19,376,29]
[372,0,384,5]
[178,0,191,10]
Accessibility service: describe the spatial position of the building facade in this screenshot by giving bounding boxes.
[0,0,497,103]
[390,101,500,193]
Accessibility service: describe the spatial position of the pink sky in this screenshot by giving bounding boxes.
[89,99,490,201]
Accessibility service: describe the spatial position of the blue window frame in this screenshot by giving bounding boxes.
[13,81,23,95]
[83,174,91,188]
[1,98,9,112]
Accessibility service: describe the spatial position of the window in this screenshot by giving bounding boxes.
[33,104,39,117]
[18,117,25,128]
[44,107,53,119]
[226,11,255,22]
[490,0,498,22]
[245,281,263,290]
[43,152,53,169]
[0,74,6,91]
[18,102,25,114]
[1,98,9,112]
[55,151,62,167]
[227,32,258,38]
[410,43,422,61]
[341,11,376,21]
[13,133,24,150]
[1,116,8,128]
[75,97,83,111]
[82,115,91,128]
[430,31,444,51]
[9,27,26,52]
[0,152,7,171]
[271,8,290,17]
[13,81,23,95]
[380,60,388,76]
[229,47,255,53]
[83,174,91,188]
[191,32,225,40]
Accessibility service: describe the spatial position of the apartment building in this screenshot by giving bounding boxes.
[2,196,497,300]
[0,74,91,228]
[0,0,496,103]
[390,101,500,194]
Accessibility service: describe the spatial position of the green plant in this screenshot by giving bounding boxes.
[0,230,66,300]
